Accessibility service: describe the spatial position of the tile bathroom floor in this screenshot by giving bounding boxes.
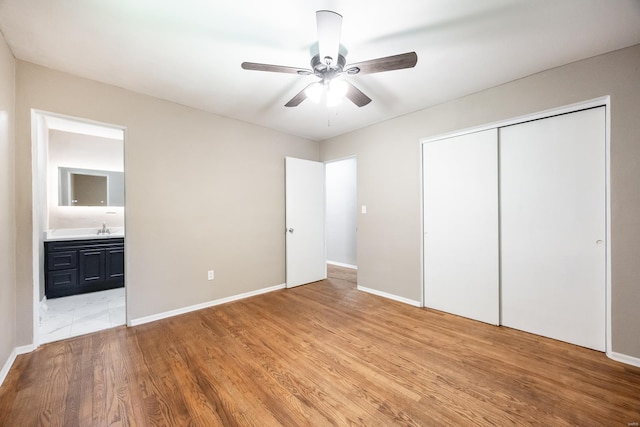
[40,287,125,344]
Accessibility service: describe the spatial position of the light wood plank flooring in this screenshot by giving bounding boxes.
[1,265,639,426]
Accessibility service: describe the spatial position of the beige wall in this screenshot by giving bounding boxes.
[15,61,318,344]
[320,44,640,359]
[0,33,16,372]
[47,130,125,229]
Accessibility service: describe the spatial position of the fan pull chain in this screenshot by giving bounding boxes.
[327,107,340,127]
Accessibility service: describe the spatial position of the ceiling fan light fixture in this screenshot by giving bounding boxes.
[327,79,348,107]
[305,82,324,104]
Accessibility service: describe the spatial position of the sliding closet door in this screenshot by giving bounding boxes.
[500,107,606,351]
[423,129,499,324]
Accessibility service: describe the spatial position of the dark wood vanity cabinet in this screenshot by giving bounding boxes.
[45,238,124,298]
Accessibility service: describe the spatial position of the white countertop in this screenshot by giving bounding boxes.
[44,227,125,242]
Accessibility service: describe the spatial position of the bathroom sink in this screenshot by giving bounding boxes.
[45,227,125,241]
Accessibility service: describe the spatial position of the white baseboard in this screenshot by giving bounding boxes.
[0,342,35,388]
[357,285,422,307]
[327,261,358,270]
[608,351,640,368]
[0,348,17,388]
[16,344,37,355]
[129,283,286,327]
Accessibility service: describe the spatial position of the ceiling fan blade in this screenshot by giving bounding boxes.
[241,62,312,75]
[285,83,316,107]
[346,52,418,75]
[316,10,342,67]
[345,81,371,107]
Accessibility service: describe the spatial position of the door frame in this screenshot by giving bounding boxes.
[31,109,127,347]
[420,96,611,352]
[285,155,358,289]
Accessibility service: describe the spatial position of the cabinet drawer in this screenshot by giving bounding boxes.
[47,251,78,271]
[46,269,78,298]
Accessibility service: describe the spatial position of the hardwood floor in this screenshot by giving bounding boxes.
[1,265,639,426]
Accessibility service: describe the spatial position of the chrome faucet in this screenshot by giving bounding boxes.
[97,221,110,236]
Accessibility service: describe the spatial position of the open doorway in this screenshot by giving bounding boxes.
[325,157,357,270]
[32,111,126,345]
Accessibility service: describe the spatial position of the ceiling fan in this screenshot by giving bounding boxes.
[241,10,418,108]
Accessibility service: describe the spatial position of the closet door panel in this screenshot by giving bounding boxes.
[423,129,499,324]
[500,107,606,351]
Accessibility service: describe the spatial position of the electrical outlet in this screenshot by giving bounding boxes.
[207,270,214,281]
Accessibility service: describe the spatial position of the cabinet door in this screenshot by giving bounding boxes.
[423,129,500,324]
[106,247,124,280]
[78,249,106,285]
[500,107,606,351]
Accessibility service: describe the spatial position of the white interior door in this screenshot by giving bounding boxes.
[423,129,500,324]
[500,107,606,351]
[285,157,326,288]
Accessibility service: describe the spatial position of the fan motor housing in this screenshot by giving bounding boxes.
[311,53,346,81]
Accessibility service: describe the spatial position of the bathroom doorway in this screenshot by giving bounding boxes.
[32,110,126,345]
[325,157,357,270]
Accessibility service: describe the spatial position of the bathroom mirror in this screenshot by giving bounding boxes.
[58,167,124,207]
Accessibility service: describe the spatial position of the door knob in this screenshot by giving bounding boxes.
[287,228,294,234]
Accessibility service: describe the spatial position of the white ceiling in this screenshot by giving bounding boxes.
[1,0,639,141]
